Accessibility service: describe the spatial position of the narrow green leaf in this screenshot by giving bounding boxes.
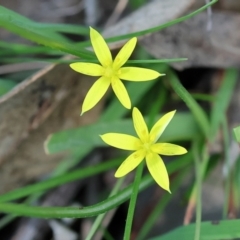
[127,59,188,64]
[0,159,122,203]
[150,219,240,240]
[27,22,89,35]
[222,117,231,218]
[0,6,94,58]
[191,93,215,102]
[0,41,62,56]
[0,57,187,65]
[210,69,238,140]
[0,6,69,43]
[0,176,152,218]
[0,79,17,96]
[233,126,240,143]
[192,139,204,240]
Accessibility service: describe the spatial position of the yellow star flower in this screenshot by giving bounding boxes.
[70,27,163,114]
[100,108,187,192]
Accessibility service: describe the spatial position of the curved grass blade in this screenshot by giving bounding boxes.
[0,57,188,64]
[0,41,63,56]
[0,175,152,218]
[0,159,122,203]
[0,155,191,218]
[0,6,94,59]
[85,178,124,240]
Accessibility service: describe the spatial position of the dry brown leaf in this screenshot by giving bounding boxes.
[140,10,240,69]
[103,0,194,48]
[217,0,240,11]
[0,61,103,193]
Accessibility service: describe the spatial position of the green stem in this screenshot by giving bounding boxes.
[85,177,125,240]
[222,117,231,219]
[193,140,202,240]
[137,165,191,240]
[193,140,208,240]
[124,162,144,240]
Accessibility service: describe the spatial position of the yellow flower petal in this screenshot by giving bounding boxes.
[81,77,110,114]
[90,27,112,67]
[100,133,141,150]
[150,110,176,143]
[111,77,131,109]
[115,149,145,177]
[119,67,162,81]
[151,143,187,155]
[146,153,170,193]
[113,37,137,70]
[70,62,103,76]
[132,107,149,142]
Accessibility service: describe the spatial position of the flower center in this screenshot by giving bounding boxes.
[143,142,151,152]
[103,66,115,78]
[103,65,121,79]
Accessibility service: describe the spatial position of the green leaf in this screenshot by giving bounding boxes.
[0,41,62,56]
[233,126,240,143]
[210,69,238,140]
[0,6,68,43]
[127,59,188,64]
[0,57,188,65]
[150,219,240,240]
[0,6,94,58]
[0,79,17,96]
[26,22,89,35]
[45,113,199,154]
